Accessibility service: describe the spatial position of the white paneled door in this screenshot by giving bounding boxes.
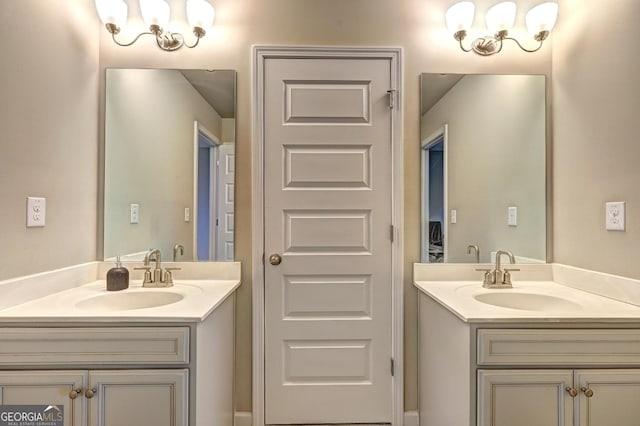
[263,56,394,424]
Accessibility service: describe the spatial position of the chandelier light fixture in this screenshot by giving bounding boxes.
[94,0,215,51]
[445,1,558,56]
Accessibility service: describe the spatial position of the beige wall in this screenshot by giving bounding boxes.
[2,0,555,415]
[97,0,551,412]
[0,0,99,279]
[422,75,546,263]
[552,0,640,280]
[104,69,221,260]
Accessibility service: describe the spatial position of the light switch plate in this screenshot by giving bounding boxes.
[606,201,625,231]
[130,203,140,224]
[26,197,46,227]
[184,207,191,222]
[508,206,518,226]
[450,209,457,224]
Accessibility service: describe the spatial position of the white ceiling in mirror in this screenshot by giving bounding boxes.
[103,68,236,263]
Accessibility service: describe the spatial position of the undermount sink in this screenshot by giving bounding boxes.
[75,290,184,311]
[473,292,582,311]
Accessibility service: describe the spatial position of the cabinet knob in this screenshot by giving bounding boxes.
[581,386,594,398]
[68,388,83,400]
[85,387,97,399]
[565,387,578,397]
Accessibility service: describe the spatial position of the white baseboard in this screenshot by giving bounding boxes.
[234,410,418,426]
[235,411,252,426]
[404,410,419,426]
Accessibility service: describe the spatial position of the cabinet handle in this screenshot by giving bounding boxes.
[85,387,97,399]
[69,388,83,400]
[581,387,594,398]
[565,387,578,397]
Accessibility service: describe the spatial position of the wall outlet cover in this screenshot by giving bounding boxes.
[450,209,457,224]
[26,197,46,227]
[606,201,625,231]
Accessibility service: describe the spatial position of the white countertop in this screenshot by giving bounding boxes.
[415,279,640,323]
[0,262,241,323]
[414,263,640,323]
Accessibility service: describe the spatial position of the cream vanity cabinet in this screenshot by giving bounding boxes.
[0,369,187,426]
[419,293,640,426]
[0,294,234,426]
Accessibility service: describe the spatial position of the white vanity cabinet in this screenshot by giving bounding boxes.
[0,369,187,426]
[478,369,640,426]
[0,293,235,426]
[419,292,640,426]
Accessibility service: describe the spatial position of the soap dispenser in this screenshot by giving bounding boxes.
[107,256,129,291]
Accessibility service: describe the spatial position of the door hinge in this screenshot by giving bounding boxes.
[390,225,395,242]
[387,89,397,109]
[391,358,395,376]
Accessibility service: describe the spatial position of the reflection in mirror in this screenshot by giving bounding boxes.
[104,69,236,262]
[420,74,546,264]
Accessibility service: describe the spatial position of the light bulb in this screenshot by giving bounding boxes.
[445,1,476,35]
[485,1,516,34]
[139,0,171,28]
[526,2,558,37]
[187,0,215,31]
[95,0,128,28]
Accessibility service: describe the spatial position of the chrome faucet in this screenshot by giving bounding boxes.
[467,244,480,263]
[134,249,180,287]
[173,244,185,262]
[476,250,520,288]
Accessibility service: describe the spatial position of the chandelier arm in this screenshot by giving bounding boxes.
[505,37,545,53]
[458,37,473,53]
[184,36,202,49]
[495,38,505,54]
[111,31,154,47]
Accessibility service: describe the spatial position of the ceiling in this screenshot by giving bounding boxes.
[180,70,236,119]
[420,74,464,116]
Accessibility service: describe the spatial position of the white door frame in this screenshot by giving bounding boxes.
[251,45,404,426]
[193,121,220,261]
[421,125,448,263]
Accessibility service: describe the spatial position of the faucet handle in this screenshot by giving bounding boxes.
[475,268,494,286]
[134,266,153,284]
[163,267,181,285]
[503,268,520,285]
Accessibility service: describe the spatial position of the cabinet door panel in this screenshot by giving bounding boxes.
[478,370,573,426]
[0,371,85,426]
[576,369,640,426]
[88,369,188,426]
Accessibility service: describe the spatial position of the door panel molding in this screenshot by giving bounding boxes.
[251,45,403,426]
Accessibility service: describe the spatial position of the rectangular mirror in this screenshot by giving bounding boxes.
[103,68,236,262]
[420,73,546,264]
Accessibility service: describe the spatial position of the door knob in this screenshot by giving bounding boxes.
[269,253,282,266]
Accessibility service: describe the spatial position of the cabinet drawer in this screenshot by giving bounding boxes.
[478,329,640,366]
[0,327,189,366]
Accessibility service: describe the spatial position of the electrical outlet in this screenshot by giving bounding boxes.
[606,201,625,231]
[130,203,140,224]
[450,209,457,224]
[508,206,518,226]
[26,197,46,227]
